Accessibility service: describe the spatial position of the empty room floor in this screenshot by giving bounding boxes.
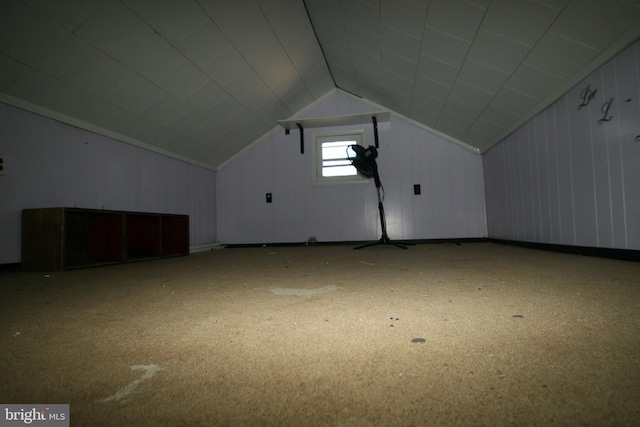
[1,242,639,426]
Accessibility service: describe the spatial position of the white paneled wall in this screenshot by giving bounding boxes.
[0,103,217,264]
[216,90,487,245]
[484,40,640,250]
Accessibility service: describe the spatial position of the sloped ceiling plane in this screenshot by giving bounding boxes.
[1,0,639,170]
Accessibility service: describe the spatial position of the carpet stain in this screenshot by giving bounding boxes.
[96,364,162,403]
[270,285,340,296]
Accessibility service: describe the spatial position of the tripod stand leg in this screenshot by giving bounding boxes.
[353,170,414,250]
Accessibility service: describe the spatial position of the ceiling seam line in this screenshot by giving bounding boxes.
[256,3,315,101]
[408,0,432,119]
[122,0,291,129]
[473,1,573,149]
[302,0,338,90]
[434,0,492,131]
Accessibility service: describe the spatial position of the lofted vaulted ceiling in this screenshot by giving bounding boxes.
[2,0,640,170]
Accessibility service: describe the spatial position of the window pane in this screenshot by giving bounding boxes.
[322,141,356,160]
[323,160,352,167]
[322,165,358,177]
[313,131,365,183]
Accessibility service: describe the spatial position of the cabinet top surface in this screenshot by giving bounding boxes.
[22,207,188,217]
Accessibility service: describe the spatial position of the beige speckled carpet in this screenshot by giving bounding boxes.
[1,242,639,426]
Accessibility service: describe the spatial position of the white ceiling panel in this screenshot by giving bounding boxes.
[176,21,233,67]
[1,20,76,78]
[425,0,487,42]
[346,26,382,59]
[382,70,414,97]
[212,5,273,54]
[381,27,421,61]
[130,119,172,146]
[100,109,158,141]
[122,0,208,43]
[421,27,471,68]
[0,1,48,50]
[166,109,208,135]
[465,118,506,141]
[21,0,109,32]
[242,85,279,115]
[416,55,458,87]
[245,34,288,70]
[523,33,601,78]
[158,60,210,100]
[549,0,640,50]
[57,83,121,127]
[479,104,522,128]
[190,120,226,145]
[105,74,166,114]
[120,34,185,84]
[201,47,251,86]
[0,54,28,91]
[254,97,292,124]
[355,68,383,93]
[442,98,483,124]
[223,67,265,101]
[480,0,560,47]
[74,1,153,60]
[414,76,451,103]
[437,110,473,138]
[464,128,495,148]
[302,69,335,98]
[412,90,446,113]
[466,29,531,74]
[63,52,135,100]
[457,58,510,94]
[382,50,418,81]
[352,51,382,75]
[282,84,315,113]
[534,0,571,10]
[141,95,190,126]
[1,0,639,170]
[409,103,439,128]
[184,81,228,114]
[343,0,381,36]
[505,64,566,101]
[449,81,494,111]
[492,87,541,116]
[381,0,427,39]
[204,95,245,125]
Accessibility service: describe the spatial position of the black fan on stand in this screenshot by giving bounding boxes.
[348,145,411,250]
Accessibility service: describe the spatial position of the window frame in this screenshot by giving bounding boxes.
[311,128,369,185]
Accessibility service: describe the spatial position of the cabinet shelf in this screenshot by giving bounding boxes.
[22,208,189,271]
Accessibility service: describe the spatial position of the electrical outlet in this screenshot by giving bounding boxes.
[0,155,5,175]
[413,184,421,195]
[266,193,272,203]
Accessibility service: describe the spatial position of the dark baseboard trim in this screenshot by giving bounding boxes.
[489,239,640,262]
[0,263,21,273]
[224,238,488,249]
[224,238,639,262]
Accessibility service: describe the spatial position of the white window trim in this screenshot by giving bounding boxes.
[311,128,370,185]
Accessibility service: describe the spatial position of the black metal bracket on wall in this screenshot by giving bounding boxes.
[284,123,304,154]
[372,116,379,148]
[297,123,304,154]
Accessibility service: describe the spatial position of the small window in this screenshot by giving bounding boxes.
[312,129,368,184]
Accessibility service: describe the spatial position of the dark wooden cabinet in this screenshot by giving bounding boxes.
[21,208,189,271]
